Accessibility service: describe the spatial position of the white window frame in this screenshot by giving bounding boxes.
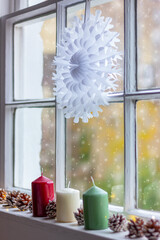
[0,0,160,220]
[0,0,65,192]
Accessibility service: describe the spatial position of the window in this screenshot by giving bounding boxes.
[137,100,160,211]
[136,0,160,213]
[14,107,55,189]
[0,1,57,190]
[0,0,160,220]
[66,0,124,207]
[14,14,56,100]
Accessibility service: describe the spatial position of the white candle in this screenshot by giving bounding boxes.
[56,188,80,222]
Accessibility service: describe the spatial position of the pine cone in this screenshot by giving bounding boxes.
[0,189,7,204]
[108,214,127,232]
[5,191,20,207]
[29,201,32,213]
[74,208,84,226]
[46,200,56,218]
[143,219,160,240]
[15,193,31,211]
[127,217,144,238]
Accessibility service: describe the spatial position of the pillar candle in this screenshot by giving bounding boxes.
[32,171,54,217]
[83,177,109,230]
[56,187,80,222]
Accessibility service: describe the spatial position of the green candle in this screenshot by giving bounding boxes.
[83,178,109,230]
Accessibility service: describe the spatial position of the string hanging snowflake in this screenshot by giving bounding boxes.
[53,10,122,123]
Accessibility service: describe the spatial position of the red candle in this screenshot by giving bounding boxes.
[32,171,54,217]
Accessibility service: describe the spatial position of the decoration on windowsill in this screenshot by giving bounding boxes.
[46,200,56,219]
[1,186,160,240]
[32,169,54,217]
[4,191,20,207]
[108,213,127,232]
[0,189,7,204]
[127,217,144,239]
[0,189,32,212]
[29,201,32,213]
[74,208,84,226]
[2,190,31,211]
[15,193,31,211]
[143,218,160,240]
[56,182,80,223]
[53,0,122,123]
[83,177,109,230]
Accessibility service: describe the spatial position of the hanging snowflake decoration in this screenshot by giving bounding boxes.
[53,10,122,123]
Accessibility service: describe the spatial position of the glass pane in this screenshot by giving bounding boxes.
[14,108,55,189]
[67,3,85,27]
[28,0,48,6]
[138,0,160,89]
[14,13,56,100]
[90,0,124,92]
[137,100,160,211]
[67,0,124,92]
[66,103,124,206]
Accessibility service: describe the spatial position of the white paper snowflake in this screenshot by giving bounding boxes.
[53,10,122,123]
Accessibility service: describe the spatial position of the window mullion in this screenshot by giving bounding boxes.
[124,0,137,212]
[55,2,66,191]
[5,100,56,108]
[5,108,14,189]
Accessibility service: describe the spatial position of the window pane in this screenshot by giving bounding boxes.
[14,108,55,189]
[28,0,48,7]
[137,100,160,211]
[66,103,124,206]
[14,13,56,100]
[14,0,48,11]
[90,0,124,92]
[67,0,124,92]
[138,0,160,89]
[67,3,85,27]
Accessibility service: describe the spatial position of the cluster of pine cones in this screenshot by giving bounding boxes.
[73,210,160,240]
[0,188,31,211]
[0,189,57,218]
[108,213,160,240]
[127,217,160,240]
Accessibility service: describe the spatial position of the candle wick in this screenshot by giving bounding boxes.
[91,176,95,186]
[68,181,70,188]
[41,168,43,176]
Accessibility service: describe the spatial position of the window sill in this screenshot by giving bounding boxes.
[0,206,145,240]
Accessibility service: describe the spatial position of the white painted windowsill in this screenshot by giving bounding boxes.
[0,206,145,240]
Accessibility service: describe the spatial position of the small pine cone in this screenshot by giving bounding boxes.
[0,189,7,204]
[74,208,84,226]
[108,214,127,232]
[46,200,56,218]
[29,201,32,213]
[15,193,31,211]
[127,217,144,238]
[5,191,20,207]
[143,219,160,240]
